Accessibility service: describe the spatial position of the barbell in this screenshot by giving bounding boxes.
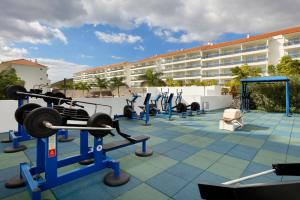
[5,85,112,115]
[24,107,115,138]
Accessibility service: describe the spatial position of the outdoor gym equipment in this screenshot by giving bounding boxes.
[149,93,162,115]
[1,86,78,152]
[117,93,151,125]
[199,163,300,200]
[5,106,152,200]
[155,93,174,120]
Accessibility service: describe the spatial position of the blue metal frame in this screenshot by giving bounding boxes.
[17,128,150,200]
[156,93,173,120]
[240,76,290,116]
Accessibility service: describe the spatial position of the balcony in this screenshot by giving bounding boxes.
[202,63,219,68]
[243,57,267,63]
[284,39,300,46]
[186,64,201,69]
[186,73,201,77]
[202,73,232,77]
[242,45,267,53]
[202,53,219,59]
[220,49,241,56]
[289,52,300,58]
[173,74,187,78]
[220,60,241,66]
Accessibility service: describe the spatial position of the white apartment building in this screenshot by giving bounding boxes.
[0,59,50,90]
[73,62,131,85]
[74,25,300,87]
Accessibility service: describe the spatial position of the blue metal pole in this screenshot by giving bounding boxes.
[286,81,290,116]
[240,83,244,111]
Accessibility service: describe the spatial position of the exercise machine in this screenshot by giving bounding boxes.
[117,93,151,125]
[199,163,300,200]
[149,93,162,115]
[5,106,153,200]
[155,93,174,120]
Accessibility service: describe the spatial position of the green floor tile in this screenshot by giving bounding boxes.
[183,150,222,170]
[253,150,286,166]
[239,137,264,149]
[268,135,290,144]
[115,183,169,200]
[217,155,249,169]
[145,155,178,170]
[2,190,56,200]
[207,162,244,179]
[222,135,246,144]
[146,135,167,146]
[167,125,198,134]
[0,151,30,169]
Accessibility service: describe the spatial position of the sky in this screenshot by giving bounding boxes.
[0,0,299,83]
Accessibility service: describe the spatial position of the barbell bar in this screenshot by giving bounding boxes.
[222,169,276,185]
[43,121,114,131]
[6,85,112,115]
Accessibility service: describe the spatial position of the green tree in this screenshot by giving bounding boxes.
[140,69,166,87]
[231,64,262,80]
[74,82,91,96]
[110,77,127,97]
[165,77,175,86]
[174,80,184,86]
[94,77,109,97]
[198,80,217,86]
[0,67,25,99]
[275,55,300,75]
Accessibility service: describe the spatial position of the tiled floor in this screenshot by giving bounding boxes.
[1,111,300,200]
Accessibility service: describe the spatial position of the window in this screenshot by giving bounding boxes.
[40,78,43,80]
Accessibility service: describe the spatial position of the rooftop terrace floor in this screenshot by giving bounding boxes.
[1,111,300,200]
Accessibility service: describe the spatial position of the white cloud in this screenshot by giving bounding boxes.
[80,54,94,59]
[37,58,90,82]
[111,55,123,59]
[134,45,145,51]
[95,31,142,44]
[0,39,28,61]
[1,0,300,45]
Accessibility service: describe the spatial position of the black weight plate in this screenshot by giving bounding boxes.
[15,103,41,125]
[52,92,66,105]
[176,103,187,113]
[29,89,43,94]
[190,102,200,111]
[77,109,89,118]
[87,113,113,138]
[123,105,133,118]
[24,107,62,138]
[43,92,53,104]
[149,103,157,115]
[6,85,27,100]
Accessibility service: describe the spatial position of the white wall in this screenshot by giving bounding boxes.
[0,94,232,133]
[14,65,50,90]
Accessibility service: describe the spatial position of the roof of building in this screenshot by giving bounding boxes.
[77,61,130,74]
[1,59,47,68]
[241,76,289,83]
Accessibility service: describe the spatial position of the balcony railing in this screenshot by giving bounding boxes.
[284,40,300,46]
[202,63,219,68]
[243,57,267,63]
[242,45,267,53]
[289,52,300,58]
[202,73,232,77]
[220,60,241,66]
[186,73,201,77]
[186,64,201,69]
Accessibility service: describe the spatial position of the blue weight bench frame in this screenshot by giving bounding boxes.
[5,124,152,200]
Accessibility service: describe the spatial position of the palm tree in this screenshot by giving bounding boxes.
[74,82,91,96]
[140,69,166,87]
[95,77,109,97]
[231,64,262,80]
[110,77,127,97]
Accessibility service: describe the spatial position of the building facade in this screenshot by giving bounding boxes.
[74,26,300,87]
[0,59,50,90]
